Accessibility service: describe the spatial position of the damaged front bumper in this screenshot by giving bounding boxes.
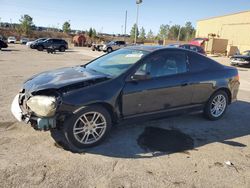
[11,94,56,130]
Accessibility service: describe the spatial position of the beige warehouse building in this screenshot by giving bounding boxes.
[196,10,250,53]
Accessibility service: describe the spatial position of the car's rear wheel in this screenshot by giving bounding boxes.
[204,90,228,120]
[59,46,65,52]
[56,106,112,152]
[107,47,112,53]
[37,45,44,51]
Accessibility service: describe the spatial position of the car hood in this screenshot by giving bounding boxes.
[232,55,250,59]
[23,66,111,94]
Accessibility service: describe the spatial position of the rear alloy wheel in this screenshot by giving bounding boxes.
[107,47,112,53]
[62,106,112,152]
[59,46,65,52]
[37,45,44,51]
[204,90,228,120]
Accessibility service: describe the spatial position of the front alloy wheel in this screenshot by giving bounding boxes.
[73,111,107,144]
[62,105,112,152]
[204,90,228,120]
[59,46,65,52]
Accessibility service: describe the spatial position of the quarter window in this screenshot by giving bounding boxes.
[188,52,216,72]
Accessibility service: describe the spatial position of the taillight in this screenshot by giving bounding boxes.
[235,74,239,81]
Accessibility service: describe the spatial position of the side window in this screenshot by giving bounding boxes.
[182,45,190,50]
[190,45,198,52]
[188,52,210,72]
[137,51,187,78]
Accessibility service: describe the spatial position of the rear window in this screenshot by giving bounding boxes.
[188,52,219,72]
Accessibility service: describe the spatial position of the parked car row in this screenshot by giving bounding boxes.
[5,36,29,44]
[2,37,68,53]
[92,40,126,53]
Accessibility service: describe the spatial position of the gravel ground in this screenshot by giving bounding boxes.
[0,45,250,188]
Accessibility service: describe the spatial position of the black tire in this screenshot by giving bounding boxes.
[54,105,112,152]
[107,47,112,53]
[204,90,228,121]
[37,45,44,51]
[59,46,65,52]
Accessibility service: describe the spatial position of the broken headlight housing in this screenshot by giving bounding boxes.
[26,96,57,117]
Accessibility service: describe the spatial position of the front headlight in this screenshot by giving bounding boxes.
[27,96,57,117]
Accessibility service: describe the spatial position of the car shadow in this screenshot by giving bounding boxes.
[53,100,250,158]
[1,49,20,52]
[65,50,77,53]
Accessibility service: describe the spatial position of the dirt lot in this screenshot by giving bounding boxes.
[0,44,250,188]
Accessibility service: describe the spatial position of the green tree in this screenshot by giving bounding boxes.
[168,25,180,40]
[146,29,154,39]
[183,22,195,41]
[92,28,97,38]
[130,24,139,40]
[139,27,146,41]
[62,21,71,33]
[19,14,33,36]
[88,27,93,38]
[158,24,169,40]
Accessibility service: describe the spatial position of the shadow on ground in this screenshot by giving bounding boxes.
[52,100,250,158]
[1,49,20,52]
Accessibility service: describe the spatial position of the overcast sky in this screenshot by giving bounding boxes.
[1,0,250,35]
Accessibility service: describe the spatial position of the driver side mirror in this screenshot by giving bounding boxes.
[131,70,150,81]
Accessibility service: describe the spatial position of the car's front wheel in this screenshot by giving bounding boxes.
[59,46,65,52]
[37,45,44,51]
[204,90,228,120]
[58,106,112,152]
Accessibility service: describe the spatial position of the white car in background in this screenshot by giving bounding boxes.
[20,38,29,44]
[7,36,16,44]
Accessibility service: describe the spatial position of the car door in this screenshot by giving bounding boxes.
[113,41,119,50]
[119,41,126,48]
[122,50,194,117]
[44,39,52,48]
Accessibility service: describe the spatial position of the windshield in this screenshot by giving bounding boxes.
[86,48,149,77]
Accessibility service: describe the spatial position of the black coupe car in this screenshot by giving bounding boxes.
[11,46,240,152]
[0,39,8,50]
[230,50,250,66]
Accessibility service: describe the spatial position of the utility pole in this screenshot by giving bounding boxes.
[177,25,181,41]
[134,0,142,44]
[124,10,127,41]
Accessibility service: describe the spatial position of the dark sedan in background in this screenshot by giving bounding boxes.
[0,39,8,50]
[11,46,240,152]
[231,50,250,67]
[32,38,68,52]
